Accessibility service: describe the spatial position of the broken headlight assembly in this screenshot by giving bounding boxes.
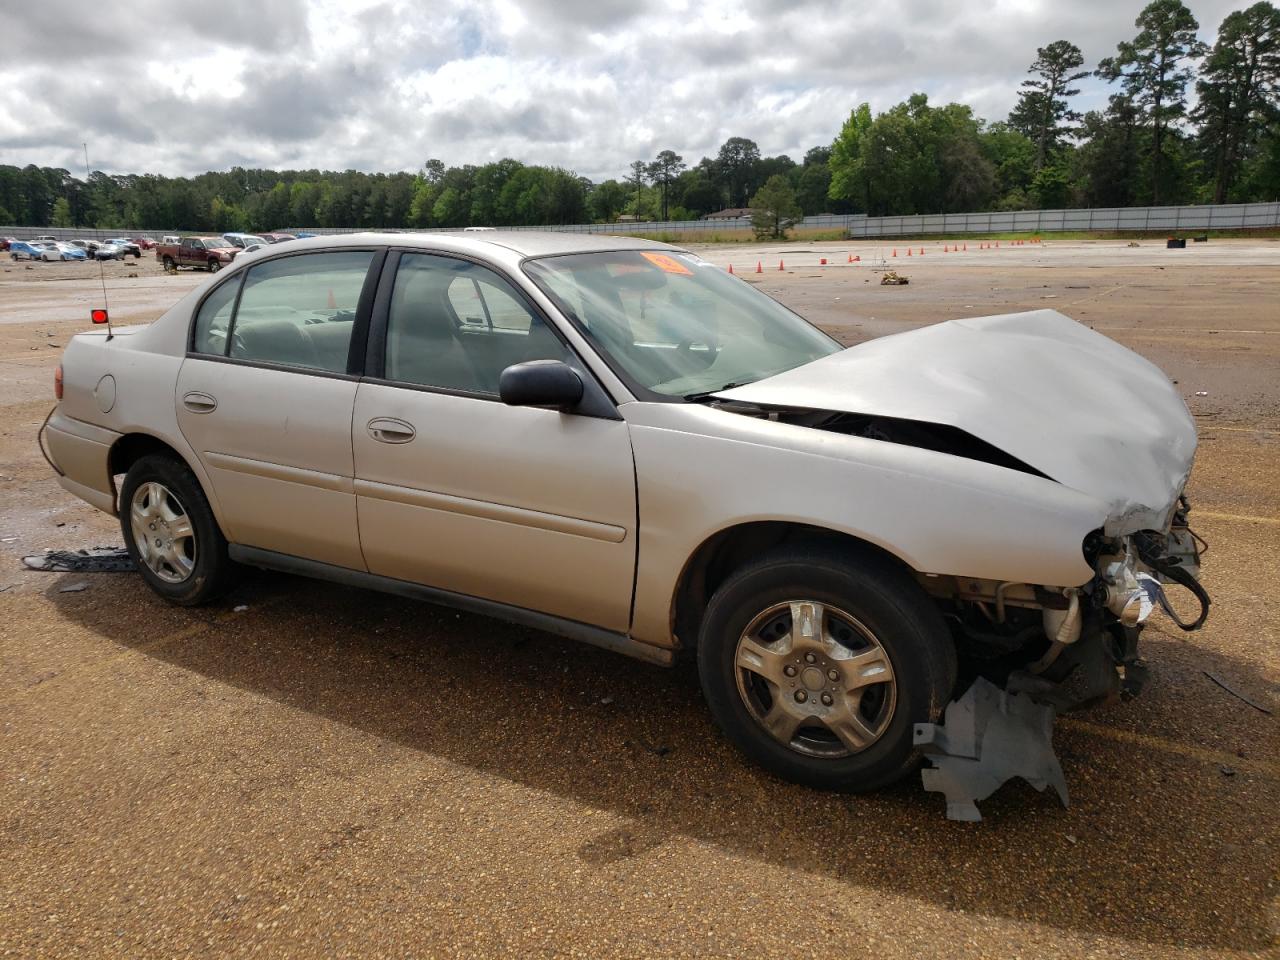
[1093,496,1210,634]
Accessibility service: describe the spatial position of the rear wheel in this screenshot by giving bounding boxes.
[119,454,235,605]
[697,548,956,792]
[162,256,175,270]
[208,259,221,272]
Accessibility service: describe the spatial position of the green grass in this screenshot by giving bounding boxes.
[619,226,1280,244]
[858,228,1280,241]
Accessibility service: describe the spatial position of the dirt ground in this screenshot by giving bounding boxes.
[1,239,1277,958]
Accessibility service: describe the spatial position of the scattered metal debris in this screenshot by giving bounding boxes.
[1204,671,1272,715]
[22,546,136,573]
[916,677,1069,822]
[880,271,909,285]
[233,604,249,612]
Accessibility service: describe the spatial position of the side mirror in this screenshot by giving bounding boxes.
[499,360,584,411]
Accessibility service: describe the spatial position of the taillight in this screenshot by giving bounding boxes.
[54,364,63,400]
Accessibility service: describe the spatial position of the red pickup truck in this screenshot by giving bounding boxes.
[156,236,239,272]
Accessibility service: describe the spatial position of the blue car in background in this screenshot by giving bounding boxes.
[9,241,44,260]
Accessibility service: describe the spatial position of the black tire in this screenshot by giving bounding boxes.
[162,256,175,270]
[119,454,236,605]
[208,259,220,273]
[697,546,957,792]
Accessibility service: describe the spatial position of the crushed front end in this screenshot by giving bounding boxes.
[915,494,1210,821]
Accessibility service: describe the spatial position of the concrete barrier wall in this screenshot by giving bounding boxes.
[5,201,1277,242]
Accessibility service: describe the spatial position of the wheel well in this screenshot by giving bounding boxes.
[672,522,916,655]
[108,433,189,490]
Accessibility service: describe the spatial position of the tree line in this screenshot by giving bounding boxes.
[1,0,1275,233]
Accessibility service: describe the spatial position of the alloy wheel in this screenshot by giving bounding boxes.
[734,600,897,758]
[129,481,197,583]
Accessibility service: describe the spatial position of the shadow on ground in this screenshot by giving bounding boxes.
[48,570,1279,951]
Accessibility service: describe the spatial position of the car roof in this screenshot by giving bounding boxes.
[269,230,680,259]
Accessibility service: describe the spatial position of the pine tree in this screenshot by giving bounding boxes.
[1097,0,1208,204]
[1009,41,1089,170]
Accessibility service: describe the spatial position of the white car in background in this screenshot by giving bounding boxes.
[40,232,1209,818]
[40,242,89,262]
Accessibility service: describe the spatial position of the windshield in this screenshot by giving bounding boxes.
[523,250,841,398]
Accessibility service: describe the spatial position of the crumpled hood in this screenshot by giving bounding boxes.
[717,310,1197,533]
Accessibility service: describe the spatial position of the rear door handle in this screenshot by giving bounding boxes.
[367,417,416,444]
[182,391,217,414]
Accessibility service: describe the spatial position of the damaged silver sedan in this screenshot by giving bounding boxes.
[43,233,1208,819]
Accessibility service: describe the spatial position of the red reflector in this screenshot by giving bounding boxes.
[91,308,109,324]
[54,364,63,400]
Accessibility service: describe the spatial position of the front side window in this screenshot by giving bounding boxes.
[524,250,841,398]
[226,251,374,372]
[385,254,570,394]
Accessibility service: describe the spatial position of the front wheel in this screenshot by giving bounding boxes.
[207,259,220,272]
[697,548,957,792]
[119,454,236,605]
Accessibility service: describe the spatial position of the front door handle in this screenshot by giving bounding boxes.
[367,417,416,444]
[182,391,217,414]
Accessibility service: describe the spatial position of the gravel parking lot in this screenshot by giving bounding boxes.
[1,238,1277,958]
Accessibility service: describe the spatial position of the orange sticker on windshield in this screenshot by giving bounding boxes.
[640,252,693,276]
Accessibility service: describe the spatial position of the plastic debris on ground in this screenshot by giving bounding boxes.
[22,546,136,573]
[915,676,1069,822]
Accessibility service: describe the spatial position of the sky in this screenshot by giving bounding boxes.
[0,0,1245,182]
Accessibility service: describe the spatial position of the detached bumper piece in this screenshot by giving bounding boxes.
[915,676,1068,822]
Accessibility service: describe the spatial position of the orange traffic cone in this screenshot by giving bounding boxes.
[852,255,860,262]
[995,241,1000,248]
[847,254,853,263]
[728,264,734,274]
[820,257,827,265]
[919,247,925,256]
[756,261,762,274]
[892,248,897,257]
[963,242,967,251]
[778,259,785,271]
[907,247,912,256]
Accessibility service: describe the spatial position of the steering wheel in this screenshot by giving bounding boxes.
[675,337,719,366]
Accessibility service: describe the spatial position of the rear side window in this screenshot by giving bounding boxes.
[192,276,240,355]
[227,251,374,373]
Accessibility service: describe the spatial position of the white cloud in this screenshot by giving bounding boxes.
[0,0,1244,181]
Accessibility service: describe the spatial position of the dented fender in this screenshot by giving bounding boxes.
[623,401,1109,649]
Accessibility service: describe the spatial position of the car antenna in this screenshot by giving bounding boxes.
[83,143,113,341]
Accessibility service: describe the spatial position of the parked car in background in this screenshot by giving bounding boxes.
[68,239,102,258]
[259,233,296,243]
[42,232,1207,814]
[155,236,239,272]
[0,237,17,251]
[94,242,126,261]
[222,233,268,249]
[295,232,316,238]
[41,242,88,262]
[34,235,57,242]
[131,237,157,250]
[8,241,44,260]
[104,238,142,258]
[161,235,180,246]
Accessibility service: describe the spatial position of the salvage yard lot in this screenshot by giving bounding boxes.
[1,238,1277,958]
